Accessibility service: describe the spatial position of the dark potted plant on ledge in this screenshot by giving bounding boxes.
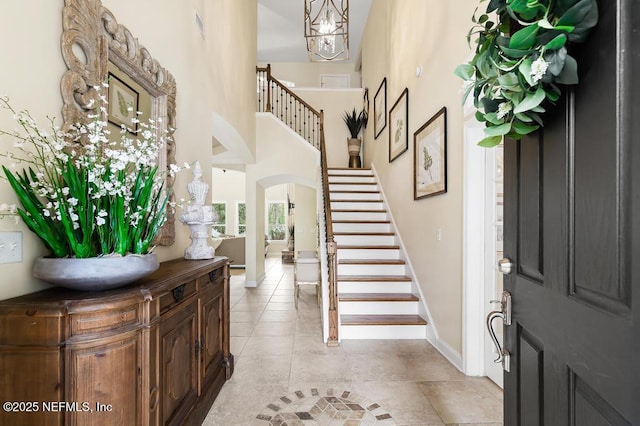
[342,108,366,168]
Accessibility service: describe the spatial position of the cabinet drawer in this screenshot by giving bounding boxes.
[159,280,197,313]
[70,303,142,336]
[0,314,63,346]
[201,268,224,288]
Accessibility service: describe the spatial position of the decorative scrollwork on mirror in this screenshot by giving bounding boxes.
[60,0,177,246]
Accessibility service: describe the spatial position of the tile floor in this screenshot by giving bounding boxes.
[202,257,503,426]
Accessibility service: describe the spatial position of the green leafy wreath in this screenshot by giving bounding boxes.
[455,0,598,147]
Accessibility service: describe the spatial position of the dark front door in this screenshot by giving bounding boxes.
[502,2,639,424]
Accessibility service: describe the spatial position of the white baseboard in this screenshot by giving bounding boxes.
[426,335,464,372]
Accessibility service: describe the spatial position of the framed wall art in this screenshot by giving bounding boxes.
[414,107,447,199]
[107,72,139,132]
[373,77,387,138]
[388,88,408,162]
[362,87,370,128]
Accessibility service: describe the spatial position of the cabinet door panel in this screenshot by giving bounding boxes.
[201,285,224,390]
[159,300,198,425]
[0,349,63,426]
[66,332,142,426]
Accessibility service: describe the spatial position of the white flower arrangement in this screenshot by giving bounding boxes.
[0,82,186,258]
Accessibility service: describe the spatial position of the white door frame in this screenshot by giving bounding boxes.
[462,109,487,377]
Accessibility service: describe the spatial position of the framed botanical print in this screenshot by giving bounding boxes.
[362,87,370,128]
[414,107,447,199]
[389,88,408,162]
[373,77,387,139]
[107,72,139,132]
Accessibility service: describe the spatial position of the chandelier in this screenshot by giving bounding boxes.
[304,0,349,61]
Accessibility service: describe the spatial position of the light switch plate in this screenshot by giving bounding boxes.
[0,231,23,264]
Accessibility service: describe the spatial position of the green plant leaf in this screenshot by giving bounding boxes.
[518,57,535,86]
[513,87,546,113]
[509,24,540,50]
[498,72,519,87]
[557,0,594,27]
[454,64,475,80]
[487,0,505,13]
[515,112,534,122]
[512,120,540,135]
[554,54,579,84]
[481,97,500,113]
[568,0,598,42]
[484,122,512,136]
[478,135,503,147]
[545,33,567,50]
[485,112,505,125]
[499,45,536,58]
[475,111,487,122]
[546,47,567,76]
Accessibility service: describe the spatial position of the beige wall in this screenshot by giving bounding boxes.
[360,0,478,354]
[0,0,257,300]
[293,184,318,253]
[292,88,364,168]
[259,62,362,88]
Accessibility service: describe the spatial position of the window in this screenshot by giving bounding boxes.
[237,202,246,236]
[267,201,286,240]
[211,202,226,235]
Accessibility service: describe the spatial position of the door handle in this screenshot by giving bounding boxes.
[486,290,512,372]
[498,258,513,275]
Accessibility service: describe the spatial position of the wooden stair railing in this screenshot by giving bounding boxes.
[319,118,340,346]
[256,64,339,345]
[257,64,321,149]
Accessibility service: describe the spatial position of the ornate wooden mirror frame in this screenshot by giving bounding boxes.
[60,0,177,245]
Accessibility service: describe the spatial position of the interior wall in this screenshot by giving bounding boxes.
[293,184,318,254]
[360,0,478,354]
[245,114,320,285]
[259,62,362,88]
[211,168,246,235]
[292,88,364,168]
[0,0,257,300]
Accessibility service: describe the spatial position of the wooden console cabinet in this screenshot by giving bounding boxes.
[0,257,234,426]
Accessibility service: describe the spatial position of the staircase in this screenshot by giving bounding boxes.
[328,168,428,339]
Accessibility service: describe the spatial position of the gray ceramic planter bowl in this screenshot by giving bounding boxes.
[33,253,159,291]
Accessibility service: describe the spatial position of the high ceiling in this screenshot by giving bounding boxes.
[257,0,372,63]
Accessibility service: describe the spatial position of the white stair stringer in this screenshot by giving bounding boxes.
[328,168,428,340]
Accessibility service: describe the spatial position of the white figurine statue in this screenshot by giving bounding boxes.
[179,161,216,259]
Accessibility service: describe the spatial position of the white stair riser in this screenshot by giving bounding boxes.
[338,281,412,293]
[332,211,388,221]
[332,222,391,233]
[339,325,427,340]
[337,249,401,260]
[331,201,384,210]
[338,263,406,275]
[339,301,419,315]
[329,184,379,192]
[328,169,372,176]
[328,176,375,183]
[330,192,381,201]
[334,234,396,246]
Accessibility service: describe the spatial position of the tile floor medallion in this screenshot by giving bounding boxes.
[255,388,394,425]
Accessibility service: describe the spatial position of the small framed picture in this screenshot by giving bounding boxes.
[414,107,447,200]
[362,88,370,128]
[373,77,387,139]
[389,88,408,162]
[107,72,139,132]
